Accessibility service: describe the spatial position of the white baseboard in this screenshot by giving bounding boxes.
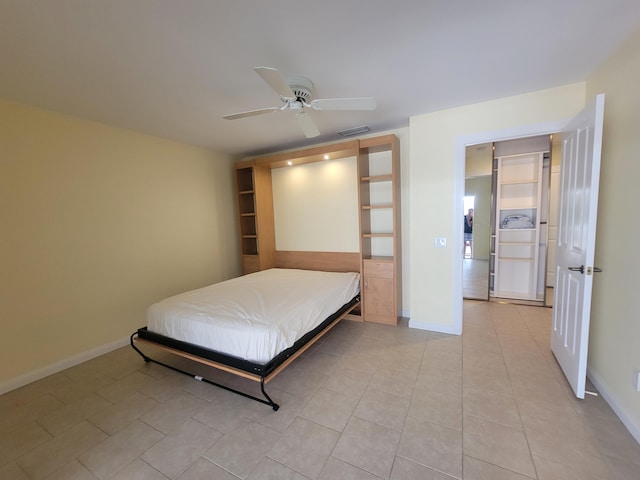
[408,319,462,335]
[0,337,130,395]
[587,367,640,444]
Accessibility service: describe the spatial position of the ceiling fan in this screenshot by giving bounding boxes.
[223,67,376,138]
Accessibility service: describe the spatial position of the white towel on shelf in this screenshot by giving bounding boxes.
[501,215,534,229]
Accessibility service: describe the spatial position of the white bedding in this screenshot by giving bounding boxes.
[146,268,360,364]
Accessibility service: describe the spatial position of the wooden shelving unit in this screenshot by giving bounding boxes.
[358,135,401,325]
[235,162,275,274]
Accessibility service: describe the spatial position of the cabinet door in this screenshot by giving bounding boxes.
[364,276,395,323]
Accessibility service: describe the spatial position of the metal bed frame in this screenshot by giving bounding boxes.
[130,296,360,411]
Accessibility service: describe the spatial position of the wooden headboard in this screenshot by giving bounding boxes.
[274,251,360,273]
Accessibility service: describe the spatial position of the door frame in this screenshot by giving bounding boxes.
[453,119,569,333]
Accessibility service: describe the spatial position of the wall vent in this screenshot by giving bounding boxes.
[337,125,370,137]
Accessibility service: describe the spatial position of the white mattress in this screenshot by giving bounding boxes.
[146,268,360,364]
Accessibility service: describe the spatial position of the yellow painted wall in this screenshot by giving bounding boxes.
[586,26,640,440]
[409,83,586,332]
[0,99,239,390]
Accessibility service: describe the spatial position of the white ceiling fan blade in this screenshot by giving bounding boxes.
[296,112,320,138]
[309,97,376,111]
[223,107,279,120]
[254,67,295,99]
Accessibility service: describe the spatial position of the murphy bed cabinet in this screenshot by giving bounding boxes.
[235,161,275,274]
[234,134,400,325]
[358,135,401,325]
[492,152,543,301]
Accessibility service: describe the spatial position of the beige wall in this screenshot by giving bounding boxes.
[409,82,586,333]
[0,99,239,391]
[586,26,640,440]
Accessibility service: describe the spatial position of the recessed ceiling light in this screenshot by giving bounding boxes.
[324,154,330,160]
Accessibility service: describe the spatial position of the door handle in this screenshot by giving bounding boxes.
[568,265,603,275]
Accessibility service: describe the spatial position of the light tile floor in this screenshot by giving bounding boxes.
[463,259,489,300]
[2,301,639,479]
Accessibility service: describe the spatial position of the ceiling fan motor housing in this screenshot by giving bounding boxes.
[286,75,313,103]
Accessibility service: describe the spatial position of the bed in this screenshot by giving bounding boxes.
[130,268,361,410]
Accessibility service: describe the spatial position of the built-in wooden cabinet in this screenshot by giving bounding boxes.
[362,259,395,323]
[358,135,401,325]
[234,134,401,324]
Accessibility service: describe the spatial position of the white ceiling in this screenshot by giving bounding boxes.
[2,1,639,157]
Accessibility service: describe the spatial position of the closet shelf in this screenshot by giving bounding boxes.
[500,179,539,185]
[499,205,538,210]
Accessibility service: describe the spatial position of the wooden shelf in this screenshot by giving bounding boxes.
[362,233,394,238]
[363,255,394,261]
[361,174,392,183]
[362,204,393,210]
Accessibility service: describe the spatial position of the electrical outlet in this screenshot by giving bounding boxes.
[635,369,640,392]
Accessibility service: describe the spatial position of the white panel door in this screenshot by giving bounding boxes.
[551,94,604,399]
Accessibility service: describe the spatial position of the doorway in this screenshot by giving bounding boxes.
[453,97,606,400]
[462,135,558,306]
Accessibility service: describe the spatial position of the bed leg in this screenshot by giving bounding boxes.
[131,333,280,411]
[130,333,151,363]
[261,378,280,411]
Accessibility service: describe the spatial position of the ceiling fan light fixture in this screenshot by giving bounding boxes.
[288,100,303,111]
[337,125,370,137]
